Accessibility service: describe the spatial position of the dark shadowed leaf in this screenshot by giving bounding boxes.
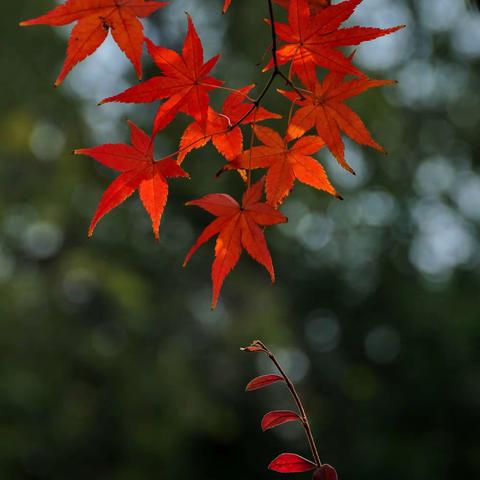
[313,464,338,480]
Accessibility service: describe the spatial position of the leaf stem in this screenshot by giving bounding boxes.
[244,340,323,467]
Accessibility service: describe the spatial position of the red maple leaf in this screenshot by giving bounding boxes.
[101,15,223,135]
[178,85,281,163]
[229,126,338,207]
[279,71,395,174]
[74,120,188,239]
[264,0,404,81]
[274,0,330,12]
[183,178,287,309]
[20,0,167,86]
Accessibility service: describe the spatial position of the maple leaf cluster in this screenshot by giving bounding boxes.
[21,0,403,309]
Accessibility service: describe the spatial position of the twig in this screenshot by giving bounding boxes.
[242,340,322,467]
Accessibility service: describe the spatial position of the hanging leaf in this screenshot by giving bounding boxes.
[280,71,396,174]
[184,178,287,309]
[101,15,223,135]
[264,0,403,81]
[20,0,167,85]
[229,125,338,207]
[74,120,188,239]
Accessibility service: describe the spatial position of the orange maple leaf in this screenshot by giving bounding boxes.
[75,121,188,240]
[264,0,404,81]
[184,178,287,309]
[178,85,281,163]
[20,0,167,86]
[229,126,338,207]
[280,71,396,174]
[101,15,223,135]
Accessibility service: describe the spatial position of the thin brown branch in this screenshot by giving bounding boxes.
[229,0,304,130]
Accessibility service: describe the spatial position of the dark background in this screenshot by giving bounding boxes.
[1,0,480,479]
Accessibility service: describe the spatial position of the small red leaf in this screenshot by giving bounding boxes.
[245,374,284,392]
[261,410,300,431]
[269,453,317,473]
[313,465,338,480]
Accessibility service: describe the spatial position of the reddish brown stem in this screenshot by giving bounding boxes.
[243,340,322,467]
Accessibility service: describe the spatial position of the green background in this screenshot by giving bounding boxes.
[1,1,480,478]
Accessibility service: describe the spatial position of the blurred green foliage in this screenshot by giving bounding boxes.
[1,1,480,479]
